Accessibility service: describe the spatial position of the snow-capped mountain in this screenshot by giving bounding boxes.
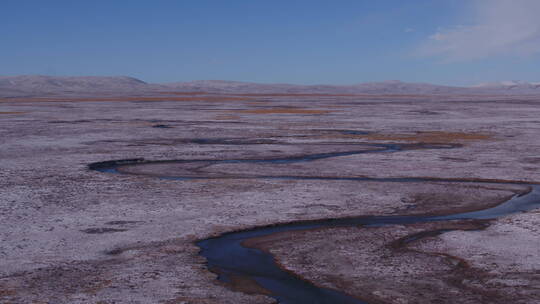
[472,80,540,90]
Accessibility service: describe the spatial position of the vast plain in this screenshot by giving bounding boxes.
[1,88,540,303]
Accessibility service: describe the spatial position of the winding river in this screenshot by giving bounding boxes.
[89,140,540,304]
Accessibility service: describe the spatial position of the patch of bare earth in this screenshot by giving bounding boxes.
[328,131,493,143]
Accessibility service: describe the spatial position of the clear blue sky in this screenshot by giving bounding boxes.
[2,0,540,85]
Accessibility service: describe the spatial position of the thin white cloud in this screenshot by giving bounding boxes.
[419,0,540,61]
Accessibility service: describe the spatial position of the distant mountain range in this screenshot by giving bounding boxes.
[2,75,540,97]
[0,75,152,97]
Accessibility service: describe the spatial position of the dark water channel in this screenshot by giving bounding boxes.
[89,141,540,304]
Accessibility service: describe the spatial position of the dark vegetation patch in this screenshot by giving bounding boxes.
[152,124,173,128]
[0,111,26,114]
[48,119,93,124]
[439,156,471,162]
[523,157,540,164]
[105,220,144,225]
[339,130,370,135]
[81,228,127,234]
[409,110,441,115]
[231,108,332,115]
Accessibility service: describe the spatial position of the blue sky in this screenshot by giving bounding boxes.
[2,0,540,85]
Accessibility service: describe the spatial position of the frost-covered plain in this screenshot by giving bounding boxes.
[1,90,540,303]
